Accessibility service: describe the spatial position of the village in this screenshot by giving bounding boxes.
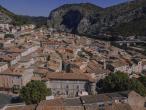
[0,22,146,110]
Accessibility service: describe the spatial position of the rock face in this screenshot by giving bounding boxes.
[48,0,146,36]
[48,3,103,35]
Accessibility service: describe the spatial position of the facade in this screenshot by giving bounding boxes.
[44,72,95,98]
[0,67,33,92]
[46,80,89,97]
[108,60,143,74]
[21,68,34,86]
[0,70,22,91]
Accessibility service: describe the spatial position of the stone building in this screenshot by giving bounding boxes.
[1,91,145,110]
[0,67,33,93]
[47,51,63,72]
[36,91,138,110]
[44,72,95,98]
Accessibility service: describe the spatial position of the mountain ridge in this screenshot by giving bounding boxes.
[0,5,47,26]
[1,1,146,36]
[48,0,146,37]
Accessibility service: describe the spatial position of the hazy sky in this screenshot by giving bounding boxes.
[0,0,128,16]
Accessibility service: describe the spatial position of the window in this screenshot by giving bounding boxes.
[99,104,105,107]
[98,104,105,110]
[77,85,79,90]
[66,85,69,95]
[99,108,105,110]
[108,102,112,106]
[66,85,69,89]
[66,90,69,95]
[12,85,20,93]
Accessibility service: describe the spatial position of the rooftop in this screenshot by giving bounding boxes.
[80,94,111,104]
[0,67,24,76]
[6,105,36,110]
[44,72,94,82]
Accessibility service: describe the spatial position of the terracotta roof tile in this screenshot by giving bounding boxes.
[0,67,23,76]
[44,72,94,82]
[6,47,23,53]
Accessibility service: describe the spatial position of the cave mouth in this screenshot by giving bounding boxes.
[61,10,83,33]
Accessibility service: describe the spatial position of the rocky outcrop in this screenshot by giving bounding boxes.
[48,3,103,35]
[48,0,146,36]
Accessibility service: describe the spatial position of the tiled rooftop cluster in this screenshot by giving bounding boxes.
[0,23,146,109]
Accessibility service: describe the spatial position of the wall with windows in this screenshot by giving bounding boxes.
[46,80,90,97]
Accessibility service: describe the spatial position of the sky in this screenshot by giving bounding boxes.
[0,0,128,17]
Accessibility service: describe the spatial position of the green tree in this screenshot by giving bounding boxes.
[139,76,146,87]
[20,80,51,104]
[129,78,146,96]
[101,72,129,93]
[98,72,146,96]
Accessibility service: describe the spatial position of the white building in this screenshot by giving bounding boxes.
[109,59,143,74]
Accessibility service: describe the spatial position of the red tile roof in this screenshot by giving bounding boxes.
[44,72,94,82]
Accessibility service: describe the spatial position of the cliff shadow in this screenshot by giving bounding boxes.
[61,10,82,33]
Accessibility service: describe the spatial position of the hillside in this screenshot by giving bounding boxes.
[105,0,146,36]
[0,5,47,26]
[0,5,13,23]
[48,0,146,37]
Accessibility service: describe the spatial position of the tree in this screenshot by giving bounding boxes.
[139,76,146,87]
[20,80,51,104]
[98,72,146,96]
[100,72,129,93]
[129,78,146,96]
